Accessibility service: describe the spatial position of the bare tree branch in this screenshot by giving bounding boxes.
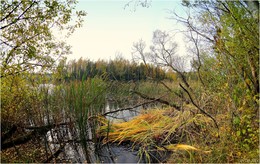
[132,39,147,65]
[179,83,218,129]
[102,92,181,117]
[0,1,38,30]
[0,1,22,22]
[132,90,181,110]
[189,30,205,87]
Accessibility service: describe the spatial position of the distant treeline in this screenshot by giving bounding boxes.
[58,57,176,82]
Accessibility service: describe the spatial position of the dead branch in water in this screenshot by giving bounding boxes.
[1,131,37,150]
[102,99,156,116]
[1,122,72,150]
[101,91,181,116]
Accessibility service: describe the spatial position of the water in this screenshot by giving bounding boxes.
[45,124,88,162]
[104,100,142,122]
[33,83,167,162]
[45,100,144,163]
[97,143,144,163]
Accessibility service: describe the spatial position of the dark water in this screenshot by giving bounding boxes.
[104,100,142,122]
[36,84,148,162]
[45,101,169,163]
[45,101,144,163]
[97,143,144,163]
[36,84,168,163]
[96,142,170,163]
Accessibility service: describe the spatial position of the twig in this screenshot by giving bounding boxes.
[159,80,190,104]
[133,90,181,111]
[23,122,69,130]
[102,99,158,116]
[179,83,219,129]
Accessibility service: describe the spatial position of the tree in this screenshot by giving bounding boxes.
[124,0,152,11]
[125,0,259,161]
[0,0,86,78]
[177,0,259,108]
[175,0,259,153]
[0,1,86,161]
[132,29,191,89]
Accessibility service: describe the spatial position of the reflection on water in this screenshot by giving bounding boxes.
[45,100,156,163]
[46,124,88,162]
[97,143,144,163]
[105,100,142,122]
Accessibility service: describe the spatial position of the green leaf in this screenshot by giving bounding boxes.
[242,129,246,135]
[236,130,241,136]
[233,116,240,125]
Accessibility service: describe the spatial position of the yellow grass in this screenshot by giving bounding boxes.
[165,144,211,153]
[97,107,213,161]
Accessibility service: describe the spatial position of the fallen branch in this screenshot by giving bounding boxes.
[132,90,181,111]
[179,83,219,129]
[23,122,69,131]
[102,99,157,116]
[1,122,71,150]
[1,131,36,150]
[101,91,181,117]
[48,139,92,144]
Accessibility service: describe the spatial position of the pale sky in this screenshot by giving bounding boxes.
[64,0,188,62]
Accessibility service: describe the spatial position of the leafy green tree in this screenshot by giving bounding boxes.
[0,0,86,78]
[0,1,86,161]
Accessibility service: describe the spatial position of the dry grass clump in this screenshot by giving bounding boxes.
[97,107,215,162]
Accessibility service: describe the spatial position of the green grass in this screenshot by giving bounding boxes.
[65,77,107,161]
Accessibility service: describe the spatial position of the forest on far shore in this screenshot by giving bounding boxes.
[56,57,176,82]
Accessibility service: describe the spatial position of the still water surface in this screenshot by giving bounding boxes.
[46,101,143,163]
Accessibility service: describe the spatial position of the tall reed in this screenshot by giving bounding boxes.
[65,76,107,162]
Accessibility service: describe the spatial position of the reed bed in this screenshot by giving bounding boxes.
[65,77,107,162]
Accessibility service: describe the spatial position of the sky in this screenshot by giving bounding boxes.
[64,0,188,62]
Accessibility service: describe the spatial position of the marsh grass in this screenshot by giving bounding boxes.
[21,77,108,162]
[65,77,107,161]
[97,107,215,162]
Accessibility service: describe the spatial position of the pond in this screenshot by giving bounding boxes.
[29,84,164,162]
[104,99,142,122]
[45,99,147,163]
